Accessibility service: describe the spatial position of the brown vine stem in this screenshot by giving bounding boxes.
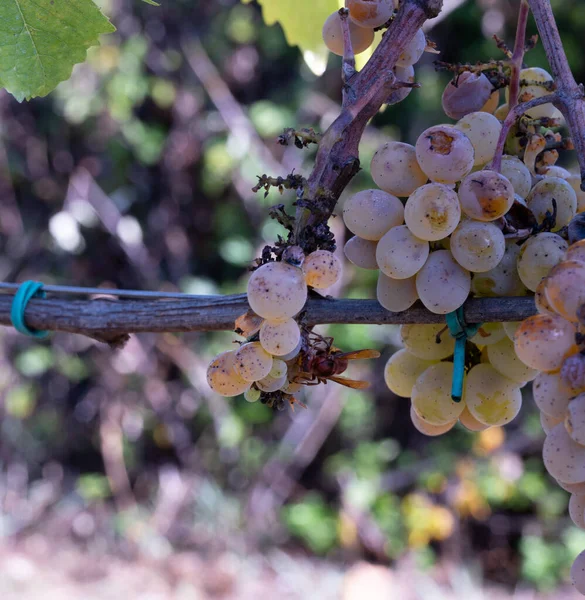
[507,0,530,110]
[0,295,536,344]
[528,0,585,190]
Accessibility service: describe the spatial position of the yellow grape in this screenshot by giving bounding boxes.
[384,349,436,398]
[487,337,538,384]
[459,406,490,432]
[464,363,522,427]
[410,405,457,436]
[371,142,428,198]
[501,155,532,198]
[556,479,585,495]
[450,220,506,273]
[343,189,404,241]
[569,494,585,529]
[302,250,342,289]
[234,342,273,382]
[455,111,502,166]
[503,321,521,340]
[322,11,375,57]
[411,362,465,426]
[517,232,567,292]
[458,170,515,222]
[533,371,574,419]
[469,322,506,346]
[534,278,557,316]
[526,177,577,231]
[400,324,456,360]
[244,387,261,403]
[344,236,379,270]
[513,314,576,372]
[346,0,395,28]
[396,28,426,68]
[471,243,527,298]
[543,422,585,484]
[207,351,251,397]
[259,318,301,357]
[544,260,585,322]
[541,411,563,435]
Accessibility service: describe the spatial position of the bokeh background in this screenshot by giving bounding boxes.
[1,0,585,598]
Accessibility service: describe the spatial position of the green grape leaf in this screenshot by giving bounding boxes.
[0,0,116,101]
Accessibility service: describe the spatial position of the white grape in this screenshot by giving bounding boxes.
[376,273,418,312]
[412,362,465,425]
[458,170,515,221]
[386,65,416,105]
[396,28,426,68]
[503,321,521,340]
[471,243,527,297]
[245,387,261,403]
[415,250,471,314]
[459,406,490,432]
[404,183,461,241]
[571,549,585,595]
[256,372,287,393]
[259,318,301,356]
[565,393,585,446]
[464,363,522,427]
[376,225,429,279]
[540,411,563,435]
[533,371,574,419]
[567,173,585,213]
[569,494,585,529]
[450,219,505,272]
[556,479,585,495]
[500,155,532,198]
[269,359,287,379]
[247,261,307,321]
[346,0,395,28]
[343,189,404,241]
[516,232,568,292]
[344,236,379,270]
[370,142,428,197]
[543,422,585,484]
[469,322,507,346]
[507,67,556,119]
[322,11,375,57]
[410,405,457,436]
[544,260,585,323]
[384,349,436,398]
[415,125,475,184]
[526,176,577,231]
[400,323,456,360]
[302,250,342,289]
[234,342,274,382]
[487,337,538,384]
[455,111,502,166]
[207,351,251,397]
[543,165,571,179]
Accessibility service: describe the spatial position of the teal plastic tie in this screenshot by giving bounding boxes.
[10,281,50,339]
[445,307,482,402]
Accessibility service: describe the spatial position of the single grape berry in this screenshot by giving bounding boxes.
[441,71,494,120]
[346,0,395,28]
[302,250,342,289]
[207,351,251,397]
[458,170,515,221]
[322,11,375,57]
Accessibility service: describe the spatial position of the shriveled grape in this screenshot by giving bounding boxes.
[458,170,515,221]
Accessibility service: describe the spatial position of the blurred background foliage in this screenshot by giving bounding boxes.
[1,0,585,597]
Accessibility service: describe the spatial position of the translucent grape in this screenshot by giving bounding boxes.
[244,387,261,403]
[302,250,342,289]
[455,111,502,166]
[269,359,287,379]
[571,549,585,595]
[459,406,490,432]
[487,337,538,384]
[234,342,274,382]
[415,125,475,184]
[458,170,515,221]
[386,65,415,105]
[376,225,429,279]
[565,239,585,265]
[441,71,494,120]
[543,422,585,483]
[411,362,465,425]
[370,142,428,197]
[259,318,301,357]
[482,90,500,114]
[400,324,456,360]
[569,494,585,529]
[541,411,563,435]
[566,393,585,446]
[322,11,375,57]
[207,351,251,397]
[410,405,457,436]
[514,314,576,372]
[346,0,395,28]
[494,103,509,120]
[469,322,506,346]
[544,260,585,322]
[526,177,577,231]
[535,278,557,316]
[450,219,505,272]
[384,349,436,398]
[377,273,418,313]
[343,189,404,241]
[471,243,527,297]
[255,372,287,393]
[415,250,471,314]
[533,372,574,419]
[503,321,521,340]
[396,28,426,68]
[247,261,307,321]
[508,67,555,119]
[500,155,532,198]
[464,363,522,427]
[404,183,461,241]
[280,339,302,361]
[344,236,379,270]
[567,174,585,213]
[517,233,568,292]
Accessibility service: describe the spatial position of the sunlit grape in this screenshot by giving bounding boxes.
[207,351,251,397]
[500,155,532,198]
[415,125,475,184]
[450,219,505,272]
[455,111,502,166]
[459,406,490,432]
[514,314,575,372]
[416,249,471,314]
[544,260,585,322]
[410,405,457,436]
[487,337,538,384]
[384,349,436,397]
[376,273,418,313]
[458,170,515,221]
[411,362,465,426]
[376,225,429,279]
[259,318,301,357]
[234,342,274,382]
[543,165,571,179]
[400,324,456,360]
[404,183,461,241]
[516,232,568,292]
[533,371,574,419]
[344,236,379,270]
[346,0,395,28]
[556,479,585,495]
[302,250,342,289]
[256,372,287,393]
[343,189,404,241]
[247,261,307,321]
[322,11,375,56]
[370,142,428,197]
[543,422,585,484]
[526,177,577,231]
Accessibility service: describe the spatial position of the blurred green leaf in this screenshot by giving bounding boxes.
[76,473,111,500]
[0,0,116,101]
